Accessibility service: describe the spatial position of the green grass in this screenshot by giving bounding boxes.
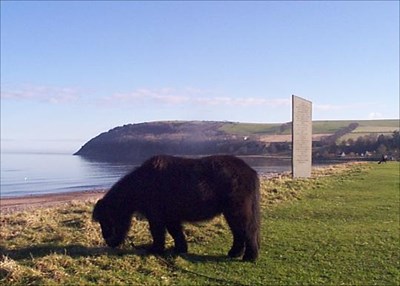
[1,163,399,285]
[339,121,399,141]
[220,120,399,137]
[312,120,357,134]
[260,162,399,285]
[313,119,399,135]
[356,119,399,128]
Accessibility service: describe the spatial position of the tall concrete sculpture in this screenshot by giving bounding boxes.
[292,95,312,178]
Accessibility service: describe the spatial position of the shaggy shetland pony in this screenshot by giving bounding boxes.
[93,155,260,261]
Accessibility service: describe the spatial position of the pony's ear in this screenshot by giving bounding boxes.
[92,199,104,222]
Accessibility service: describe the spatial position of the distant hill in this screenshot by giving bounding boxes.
[74,121,267,161]
[74,119,399,162]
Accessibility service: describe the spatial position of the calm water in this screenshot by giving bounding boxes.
[0,152,137,198]
[0,152,292,198]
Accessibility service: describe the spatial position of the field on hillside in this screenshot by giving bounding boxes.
[1,162,399,285]
[222,119,399,143]
[339,120,399,141]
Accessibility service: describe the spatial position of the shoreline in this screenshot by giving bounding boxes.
[0,161,374,215]
[0,189,106,214]
[0,173,285,215]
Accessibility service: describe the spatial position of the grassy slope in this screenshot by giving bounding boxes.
[313,119,399,134]
[340,119,399,141]
[1,163,399,285]
[221,119,399,137]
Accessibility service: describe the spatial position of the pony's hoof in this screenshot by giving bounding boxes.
[242,252,258,262]
[228,248,244,258]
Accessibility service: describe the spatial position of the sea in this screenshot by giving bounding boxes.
[0,152,294,198]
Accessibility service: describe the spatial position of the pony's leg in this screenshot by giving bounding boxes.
[148,220,166,254]
[224,204,259,261]
[242,206,260,262]
[223,212,246,258]
[166,222,188,253]
[243,232,259,262]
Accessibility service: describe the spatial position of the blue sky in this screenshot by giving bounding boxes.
[1,1,399,153]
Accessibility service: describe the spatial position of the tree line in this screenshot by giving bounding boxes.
[265,128,399,161]
[315,130,400,160]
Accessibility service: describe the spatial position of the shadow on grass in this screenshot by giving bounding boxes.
[0,244,138,261]
[0,243,231,263]
[127,244,232,263]
[179,252,232,263]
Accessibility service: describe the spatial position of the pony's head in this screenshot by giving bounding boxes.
[93,198,132,248]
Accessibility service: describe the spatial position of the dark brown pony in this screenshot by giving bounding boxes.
[93,155,260,261]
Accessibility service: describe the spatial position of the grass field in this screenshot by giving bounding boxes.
[1,162,399,285]
[220,119,399,139]
[339,120,399,141]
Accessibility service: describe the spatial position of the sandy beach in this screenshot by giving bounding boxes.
[0,190,106,214]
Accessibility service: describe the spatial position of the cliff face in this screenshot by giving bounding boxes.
[74,121,267,162]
